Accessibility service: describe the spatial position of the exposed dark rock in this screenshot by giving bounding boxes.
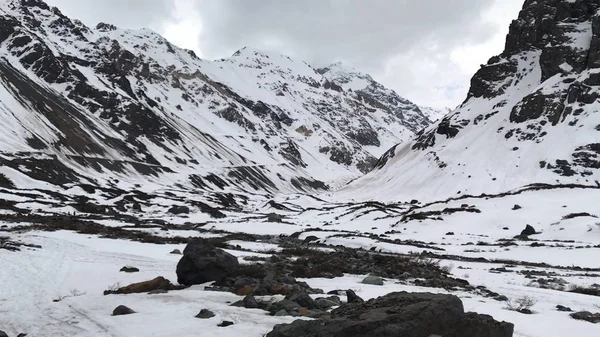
[0,330,7,337]
[345,289,364,304]
[267,292,514,337]
[243,295,259,309]
[168,205,190,215]
[520,225,536,236]
[556,305,573,312]
[361,275,384,286]
[512,204,522,210]
[570,311,600,324]
[104,276,181,295]
[196,309,216,319]
[119,266,139,273]
[112,305,135,316]
[218,321,234,327]
[170,249,182,255]
[176,239,240,285]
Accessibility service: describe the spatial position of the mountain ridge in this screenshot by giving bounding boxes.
[0,0,431,203]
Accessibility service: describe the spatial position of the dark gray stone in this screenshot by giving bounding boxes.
[176,239,240,285]
[119,266,139,273]
[570,311,600,323]
[345,289,364,304]
[195,309,216,319]
[267,292,514,337]
[361,276,384,286]
[286,292,316,309]
[218,321,234,327]
[243,295,259,309]
[112,305,135,316]
[0,330,8,337]
[520,225,536,236]
[556,305,573,312]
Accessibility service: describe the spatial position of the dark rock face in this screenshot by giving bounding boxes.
[176,239,240,285]
[267,292,514,337]
[0,330,7,337]
[112,305,135,316]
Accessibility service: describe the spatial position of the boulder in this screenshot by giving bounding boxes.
[119,266,139,273]
[176,239,240,285]
[345,289,364,304]
[520,225,536,236]
[315,297,339,309]
[361,276,384,286]
[0,330,7,337]
[556,305,573,312]
[243,295,259,309]
[570,311,600,323]
[195,309,216,319]
[170,249,182,255]
[267,292,514,337]
[218,321,234,327]
[104,276,179,295]
[286,292,316,309]
[112,305,135,316]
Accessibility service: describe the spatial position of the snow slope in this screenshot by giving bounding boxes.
[345,0,600,201]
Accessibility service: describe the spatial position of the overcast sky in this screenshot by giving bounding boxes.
[45,0,524,110]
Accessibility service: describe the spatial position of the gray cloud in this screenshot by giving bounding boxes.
[44,0,176,30]
[195,0,494,65]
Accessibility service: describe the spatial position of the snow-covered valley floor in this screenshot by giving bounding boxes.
[1,185,600,336]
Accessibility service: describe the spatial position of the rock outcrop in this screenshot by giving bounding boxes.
[267,292,514,337]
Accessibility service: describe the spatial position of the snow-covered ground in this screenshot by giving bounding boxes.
[2,190,599,337]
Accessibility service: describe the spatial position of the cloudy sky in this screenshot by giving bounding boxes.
[45,0,524,110]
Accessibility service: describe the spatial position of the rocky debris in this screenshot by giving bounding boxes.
[112,305,136,316]
[267,292,514,337]
[195,309,216,319]
[520,225,536,236]
[361,275,384,286]
[170,249,182,255]
[570,311,600,324]
[168,205,190,215]
[0,237,42,252]
[119,266,139,273]
[556,305,573,312]
[266,213,284,223]
[176,239,240,285]
[147,289,168,295]
[345,289,364,304]
[104,276,182,295]
[218,321,234,327]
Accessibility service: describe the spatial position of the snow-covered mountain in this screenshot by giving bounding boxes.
[346,0,600,201]
[0,0,430,201]
[417,105,451,122]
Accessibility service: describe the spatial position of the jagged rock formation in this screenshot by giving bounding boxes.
[0,0,430,205]
[347,0,600,201]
